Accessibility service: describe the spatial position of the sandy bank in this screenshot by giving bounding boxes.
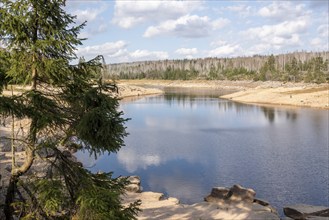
[220,83,329,109]
[118,80,329,109]
[115,83,163,99]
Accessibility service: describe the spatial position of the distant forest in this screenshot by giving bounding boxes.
[106,51,329,83]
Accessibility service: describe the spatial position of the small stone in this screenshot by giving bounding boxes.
[0,152,6,159]
[127,176,141,185]
[37,148,55,158]
[125,184,141,193]
[62,150,72,158]
[5,164,11,172]
[0,138,11,152]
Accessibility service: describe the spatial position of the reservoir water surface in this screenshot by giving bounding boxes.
[77,88,329,213]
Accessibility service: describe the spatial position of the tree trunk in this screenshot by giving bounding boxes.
[4,147,34,220]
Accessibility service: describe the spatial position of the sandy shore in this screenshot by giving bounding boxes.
[118,80,329,109]
[4,80,327,109]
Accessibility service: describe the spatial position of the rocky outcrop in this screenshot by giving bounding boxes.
[204,184,279,219]
[122,181,281,220]
[205,184,256,203]
[125,175,142,193]
[284,204,329,220]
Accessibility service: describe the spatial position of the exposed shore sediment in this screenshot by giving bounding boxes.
[118,79,329,109]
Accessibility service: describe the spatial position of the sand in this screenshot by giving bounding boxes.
[118,79,329,109]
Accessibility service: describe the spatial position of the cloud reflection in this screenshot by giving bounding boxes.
[117,148,161,172]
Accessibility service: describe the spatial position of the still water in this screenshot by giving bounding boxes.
[77,88,329,213]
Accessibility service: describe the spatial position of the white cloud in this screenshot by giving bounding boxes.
[144,14,228,38]
[73,7,106,23]
[212,18,230,30]
[311,38,322,47]
[112,0,203,28]
[309,1,329,8]
[225,4,252,17]
[317,24,329,38]
[258,2,307,21]
[175,48,198,56]
[243,18,308,50]
[77,41,128,57]
[207,44,241,57]
[129,50,169,60]
[143,15,208,38]
[210,40,227,47]
[310,37,328,50]
[245,43,272,56]
[77,41,168,63]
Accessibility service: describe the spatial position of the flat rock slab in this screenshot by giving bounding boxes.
[284,204,329,219]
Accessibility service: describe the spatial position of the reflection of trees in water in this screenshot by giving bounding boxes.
[260,107,299,124]
[261,107,275,123]
[150,93,300,125]
[285,111,297,121]
[164,93,216,108]
[217,100,259,115]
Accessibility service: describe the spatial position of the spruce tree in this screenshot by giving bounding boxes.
[0,0,140,219]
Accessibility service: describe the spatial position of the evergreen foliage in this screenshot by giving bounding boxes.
[0,0,140,219]
[114,53,329,83]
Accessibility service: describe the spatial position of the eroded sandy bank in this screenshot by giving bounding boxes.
[118,80,329,109]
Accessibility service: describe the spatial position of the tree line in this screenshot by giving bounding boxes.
[108,52,329,83]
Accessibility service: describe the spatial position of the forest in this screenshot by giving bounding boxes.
[108,51,329,83]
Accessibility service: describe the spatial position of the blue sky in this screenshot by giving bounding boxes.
[66,0,329,64]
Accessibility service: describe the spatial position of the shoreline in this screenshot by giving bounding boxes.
[117,79,329,109]
[3,80,328,109]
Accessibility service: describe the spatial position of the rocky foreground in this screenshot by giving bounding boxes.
[122,176,329,220]
[123,177,280,220]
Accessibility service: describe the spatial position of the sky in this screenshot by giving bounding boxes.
[66,0,329,64]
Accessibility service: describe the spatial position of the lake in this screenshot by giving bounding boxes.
[77,88,329,214]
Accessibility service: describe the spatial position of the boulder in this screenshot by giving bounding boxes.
[125,184,141,193]
[205,184,255,204]
[127,175,141,185]
[0,152,6,159]
[284,204,329,220]
[37,148,55,158]
[228,184,256,203]
[209,187,230,199]
[124,176,142,193]
[0,138,11,152]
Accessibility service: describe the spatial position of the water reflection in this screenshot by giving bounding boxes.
[77,89,329,215]
[261,107,276,123]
